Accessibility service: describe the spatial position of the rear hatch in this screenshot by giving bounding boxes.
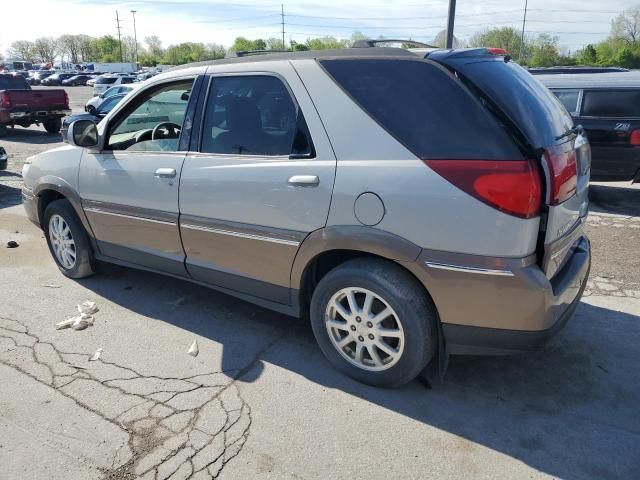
[430,49,590,278]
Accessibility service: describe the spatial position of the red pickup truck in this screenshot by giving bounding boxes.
[0,74,70,136]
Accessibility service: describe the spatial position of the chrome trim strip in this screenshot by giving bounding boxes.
[181,223,301,247]
[425,262,515,277]
[84,207,176,226]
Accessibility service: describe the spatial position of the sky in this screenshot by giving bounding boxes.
[3,0,639,56]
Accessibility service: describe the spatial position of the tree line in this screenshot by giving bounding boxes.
[3,6,640,68]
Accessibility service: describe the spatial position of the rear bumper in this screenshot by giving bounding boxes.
[406,236,591,355]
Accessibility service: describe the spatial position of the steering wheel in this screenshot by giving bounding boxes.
[152,122,181,140]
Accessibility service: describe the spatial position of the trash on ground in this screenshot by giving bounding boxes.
[89,348,103,361]
[6,241,19,248]
[187,339,199,357]
[41,283,62,288]
[71,314,94,331]
[77,300,99,316]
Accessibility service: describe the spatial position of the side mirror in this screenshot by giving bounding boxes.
[87,104,97,115]
[68,120,99,148]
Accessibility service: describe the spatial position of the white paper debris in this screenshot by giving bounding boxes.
[71,314,94,331]
[89,348,103,361]
[77,300,99,315]
[187,339,199,357]
[56,318,76,330]
[41,283,62,288]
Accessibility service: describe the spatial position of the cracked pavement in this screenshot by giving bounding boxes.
[1,90,640,479]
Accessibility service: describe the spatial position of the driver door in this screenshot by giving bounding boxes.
[78,77,196,276]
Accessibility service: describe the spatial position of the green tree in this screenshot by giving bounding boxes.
[305,36,349,50]
[8,40,35,61]
[91,35,121,62]
[230,37,267,53]
[468,27,523,60]
[527,33,561,67]
[577,44,598,64]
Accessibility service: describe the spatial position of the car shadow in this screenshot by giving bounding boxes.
[1,127,61,144]
[0,182,22,209]
[77,263,640,480]
[589,184,640,217]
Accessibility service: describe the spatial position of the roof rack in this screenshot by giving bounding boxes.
[225,49,290,58]
[352,39,437,49]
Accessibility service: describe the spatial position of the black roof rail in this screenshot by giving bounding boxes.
[225,49,290,58]
[352,39,437,49]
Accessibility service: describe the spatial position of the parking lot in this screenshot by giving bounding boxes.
[1,85,640,479]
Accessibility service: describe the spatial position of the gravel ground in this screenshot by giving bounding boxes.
[1,86,640,480]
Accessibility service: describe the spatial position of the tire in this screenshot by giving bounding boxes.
[310,257,437,388]
[43,199,95,278]
[0,123,6,137]
[43,118,62,134]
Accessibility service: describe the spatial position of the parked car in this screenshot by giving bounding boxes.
[62,74,94,86]
[0,146,7,170]
[85,84,140,112]
[93,75,137,96]
[28,71,53,85]
[21,47,591,387]
[539,71,640,181]
[0,74,70,136]
[61,93,128,140]
[40,72,77,86]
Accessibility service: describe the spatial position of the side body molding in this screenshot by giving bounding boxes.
[33,176,95,238]
[290,225,423,290]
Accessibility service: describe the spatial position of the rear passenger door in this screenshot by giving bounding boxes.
[179,66,336,305]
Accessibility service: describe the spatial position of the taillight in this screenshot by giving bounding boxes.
[63,90,69,108]
[424,159,542,219]
[486,48,508,55]
[630,129,640,146]
[543,144,577,205]
[1,92,10,108]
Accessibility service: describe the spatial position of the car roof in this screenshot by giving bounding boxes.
[170,47,420,71]
[537,71,640,89]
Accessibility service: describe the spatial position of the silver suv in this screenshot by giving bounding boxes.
[22,47,591,387]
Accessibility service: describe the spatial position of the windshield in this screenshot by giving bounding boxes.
[98,95,124,114]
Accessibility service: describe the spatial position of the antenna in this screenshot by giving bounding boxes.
[116,10,123,62]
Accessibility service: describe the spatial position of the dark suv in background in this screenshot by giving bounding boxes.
[540,71,640,182]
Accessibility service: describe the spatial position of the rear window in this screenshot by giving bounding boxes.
[552,89,581,115]
[582,90,640,118]
[96,77,117,85]
[320,59,522,159]
[0,75,29,89]
[449,60,574,149]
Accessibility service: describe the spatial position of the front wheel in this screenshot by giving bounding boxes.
[43,199,95,278]
[310,258,437,388]
[43,118,62,134]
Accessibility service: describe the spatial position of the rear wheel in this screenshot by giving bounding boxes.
[43,199,95,278]
[310,258,437,387]
[43,118,62,134]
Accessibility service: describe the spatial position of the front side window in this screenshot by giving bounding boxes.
[96,77,117,85]
[582,90,640,118]
[552,89,581,115]
[201,75,312,156]
[106,79,194,152]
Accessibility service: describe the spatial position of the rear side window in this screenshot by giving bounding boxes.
[0,75,29,89]
[552,90,581,115]
[201,75,313,156]
[97,77,117,85]
[582,90,640,118]
[320,59,522,159]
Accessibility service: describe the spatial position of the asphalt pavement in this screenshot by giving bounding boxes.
[1,85,639,480]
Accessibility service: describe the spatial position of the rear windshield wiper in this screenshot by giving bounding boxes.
[555,125,583,141]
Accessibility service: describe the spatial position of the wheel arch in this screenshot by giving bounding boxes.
[291,226,430,317]
[34,178,94,237]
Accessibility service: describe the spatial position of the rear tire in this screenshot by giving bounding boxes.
[43,118,62,134]
[310,257,437,388]
[43,199,95,279]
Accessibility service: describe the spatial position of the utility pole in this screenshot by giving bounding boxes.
[445,0,456,49]
[116,10,123,62]
[519,0,528,63]
[281,4,285,50]
[131,10,139,64]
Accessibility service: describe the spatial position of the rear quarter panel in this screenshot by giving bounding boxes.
[292,59,540,258]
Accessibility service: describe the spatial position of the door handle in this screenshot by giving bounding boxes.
[154,168,176,178]
[288,175,319,186]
